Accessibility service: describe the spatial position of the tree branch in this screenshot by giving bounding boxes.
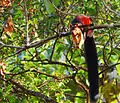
[74,78,90,103]
[0,77,58,103]
[2,23,120,60]
[99,62,120,75]
[102,1,120,17]
[24,0,29,46]
[32,68,72,80]
[22,59,87,71]
[29,23,120,49]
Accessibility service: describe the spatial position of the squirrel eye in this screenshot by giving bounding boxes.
[70,24,72,27]
[90,23,94,26]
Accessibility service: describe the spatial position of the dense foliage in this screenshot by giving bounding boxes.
[0,0,120,103]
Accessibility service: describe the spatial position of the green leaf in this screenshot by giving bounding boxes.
[52,0,60,6]
[112,48,120,56]
[44,0,55,14]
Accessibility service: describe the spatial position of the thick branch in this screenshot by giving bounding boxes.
[29,23,120,48]
[0,77,50,100]
[87,23,120,30]
[9,79,58,103]
[1,23,120,50]
[2,23,120,60]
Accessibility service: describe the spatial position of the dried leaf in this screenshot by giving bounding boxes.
[2,0,12,7]
[3,15,14,37]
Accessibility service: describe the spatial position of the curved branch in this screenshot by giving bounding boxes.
[74,78,90,103]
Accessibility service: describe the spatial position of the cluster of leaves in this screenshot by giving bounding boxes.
[0,0,120,103]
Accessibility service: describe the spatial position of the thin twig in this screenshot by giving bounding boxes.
[98,62,120,75]
[0,41,23,49]
[22,59,87,71]
[23,0,29,46]
[103,36,110,66]
[102,1,120,17]
[48,0,75,16]
[31,68,72,80]
[50,38,58,61]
